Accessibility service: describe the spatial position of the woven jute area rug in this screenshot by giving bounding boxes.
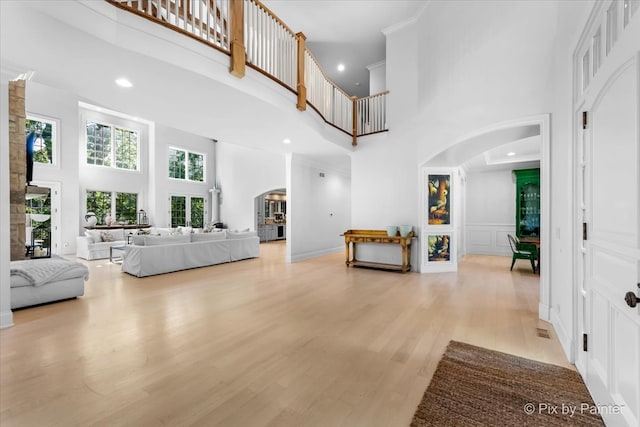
[411,341,604,426]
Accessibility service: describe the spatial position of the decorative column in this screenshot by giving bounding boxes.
[8,80,26,260]
[209,187,221,223]
[229,0,246,78]
[296,32,307,111]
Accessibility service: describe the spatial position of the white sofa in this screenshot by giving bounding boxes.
[76,228,128,260]
[121,230,260,277]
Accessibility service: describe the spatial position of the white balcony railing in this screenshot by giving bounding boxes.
[108,0,389,145]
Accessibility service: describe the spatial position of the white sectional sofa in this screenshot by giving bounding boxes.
[121,230,260,277]
[76,228,127,260]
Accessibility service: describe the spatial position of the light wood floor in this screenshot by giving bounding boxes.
[1,242,570,426]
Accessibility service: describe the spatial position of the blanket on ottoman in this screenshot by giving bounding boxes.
[10,256,89,287]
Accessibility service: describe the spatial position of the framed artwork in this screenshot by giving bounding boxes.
[427,234,451,262]
[428,174,451,225]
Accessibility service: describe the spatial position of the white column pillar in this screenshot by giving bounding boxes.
[209,188,220,223]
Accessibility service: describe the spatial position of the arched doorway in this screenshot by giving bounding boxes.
[254,188,286,243]
[419,114,550,321]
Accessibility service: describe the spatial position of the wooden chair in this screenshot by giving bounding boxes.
[507,234,537,273]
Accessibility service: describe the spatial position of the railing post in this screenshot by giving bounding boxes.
[351,96,358,146]
[229,0,246,78]
[296,32,307,111]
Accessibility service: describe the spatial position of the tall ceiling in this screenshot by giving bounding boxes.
[261,0,427,97]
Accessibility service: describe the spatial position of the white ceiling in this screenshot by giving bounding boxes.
[262,1,427,97]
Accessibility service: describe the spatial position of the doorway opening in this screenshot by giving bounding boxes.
[254,188,286,243]
[420,114,550,321]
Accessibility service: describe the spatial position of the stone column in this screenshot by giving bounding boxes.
[9,80,26,260]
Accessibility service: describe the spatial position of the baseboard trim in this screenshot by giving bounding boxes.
[0,310,14,329]
[550,308,574,363]
[538,302,550,321]
[289,246,342,263]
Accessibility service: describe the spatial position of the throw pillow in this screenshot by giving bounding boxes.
[84,230,101,243]
[100,231,115,242]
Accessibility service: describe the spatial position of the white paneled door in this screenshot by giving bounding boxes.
[578,37,640,427]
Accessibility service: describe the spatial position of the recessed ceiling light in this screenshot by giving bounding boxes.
[115,78,133,88]
[507,152,516,156]
[337,64,345,72]
[283,138,291,144]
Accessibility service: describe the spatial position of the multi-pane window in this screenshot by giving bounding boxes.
[86,121,138,170]
[170,195,205,228]
[190,197,204,228]
[115,192,138,224]
[87,190,138,224]
[86,190,112,225]
[26,116,56,165]
[189,152,204,181]
[169,147,205,182]
[168,148,186,179]
[115,128,138,170]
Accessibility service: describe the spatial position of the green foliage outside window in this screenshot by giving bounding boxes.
[169,148,186,179]
[86,190,112,225]
[190,197,204,228]
[188,152,204,182]
[26,118,54,164]
[171,196,187,227]
[26,192,51,248]
[169,148,204,182]
[115,128,138,170]
[86,122,112,166]
[87,121,139,170]
[116,192,138,224]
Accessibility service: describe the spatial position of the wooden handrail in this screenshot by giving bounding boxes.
[105,0,389,146]
[357,90,390,101]
[250,0,296,36]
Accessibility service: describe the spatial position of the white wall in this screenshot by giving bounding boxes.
[152,124,215,227]
[27,82,80,255]
[464,168,517,256]
[0,80,13,328]
[215,142,286,231]
[288,154,351,262]
[367,60,386,95]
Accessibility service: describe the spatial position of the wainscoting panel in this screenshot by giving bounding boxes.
[465,224,515,256]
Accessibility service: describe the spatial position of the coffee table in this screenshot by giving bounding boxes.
[110,245,126,263]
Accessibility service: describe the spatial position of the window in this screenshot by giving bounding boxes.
[170,195,205,228]
[86,121,139,170]
[26,115,56,165]
[168,147,205,182]
[116,192,138,224]
[86,190,112,225]
[87,190,138,224]
[115,128,138,170]
[168,148,186,179]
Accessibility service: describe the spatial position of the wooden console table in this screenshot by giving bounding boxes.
[341,229,415,273]
[84,224,152,230]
